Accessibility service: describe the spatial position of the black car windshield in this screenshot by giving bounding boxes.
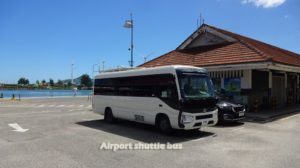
[178,73,215,99]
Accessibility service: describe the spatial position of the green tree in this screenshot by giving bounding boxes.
[80,74,92,87]
[67,81,72,87]
[56,80,63,87]
[49,78,54,87]
[41,80,46,86]
[18,77,29,85]
[36,80,40,88]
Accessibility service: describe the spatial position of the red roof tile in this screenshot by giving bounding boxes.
[139,24,300,68]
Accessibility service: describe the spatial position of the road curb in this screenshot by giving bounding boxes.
[245,110,300,123]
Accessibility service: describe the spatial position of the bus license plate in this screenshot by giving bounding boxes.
[239,112,245,116]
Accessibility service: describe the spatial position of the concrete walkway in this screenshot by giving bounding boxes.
[245,105,300,123]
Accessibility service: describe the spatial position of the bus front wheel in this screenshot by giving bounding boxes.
[156,115,173,134]
[104,108,116,123]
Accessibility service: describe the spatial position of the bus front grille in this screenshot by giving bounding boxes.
[196,114,213,120]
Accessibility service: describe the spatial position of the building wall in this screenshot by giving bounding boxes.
[209,68,300,111]
[286,73,299,105]
[298,75,300,104]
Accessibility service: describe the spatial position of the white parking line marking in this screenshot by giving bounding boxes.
[81,118,94,121]
[231,127,244,132]
[8,123,29,133]
[78,105,84,107]
[0,110,72,116]
[41,110,60,113]
[189,138,207,142]
[58,105,65,107]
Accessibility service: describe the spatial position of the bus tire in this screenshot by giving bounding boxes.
[104,108,116,123]
[156,115,173,134]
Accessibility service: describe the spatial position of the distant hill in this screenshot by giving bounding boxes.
[62,76,82,86]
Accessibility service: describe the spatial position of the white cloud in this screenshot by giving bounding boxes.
[242,0,286,8]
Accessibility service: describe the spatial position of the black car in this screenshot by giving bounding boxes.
[216,93,246,123]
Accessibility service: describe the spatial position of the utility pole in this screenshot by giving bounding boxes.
[197,13,205,28]
[92,64,99,78]
[101,61,105,72]
[143,52,154,63]
[200,13,205,25]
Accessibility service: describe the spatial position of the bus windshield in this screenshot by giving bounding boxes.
[178,73,215,99]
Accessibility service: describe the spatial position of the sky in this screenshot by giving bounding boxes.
[0,0,299,84]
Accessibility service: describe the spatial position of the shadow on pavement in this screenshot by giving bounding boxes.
[76,119,215,143]
[214,121,244,128]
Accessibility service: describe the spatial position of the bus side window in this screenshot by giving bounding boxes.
[116,77,132,96]
[158,75,178,99]
[159,87,178,99]
[161,90,168,98]
[132,76,156,97]
[158,77,179,109]
[94,79,116,96]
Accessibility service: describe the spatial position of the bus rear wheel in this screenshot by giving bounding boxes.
[157,116,173,134]
[104,108,116,123]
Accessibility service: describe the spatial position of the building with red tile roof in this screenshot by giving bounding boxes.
[139,24,300,110]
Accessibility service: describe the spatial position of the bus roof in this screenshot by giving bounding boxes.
[95,65,207,79]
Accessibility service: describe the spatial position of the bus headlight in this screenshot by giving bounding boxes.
[181,114,194,124]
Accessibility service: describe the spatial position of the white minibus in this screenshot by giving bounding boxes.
[93,65,218,133]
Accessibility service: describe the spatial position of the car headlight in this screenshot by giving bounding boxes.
[218,103,232,110]
[181,114,194,124]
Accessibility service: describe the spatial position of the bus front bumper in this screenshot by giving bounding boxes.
[180,109,218,130]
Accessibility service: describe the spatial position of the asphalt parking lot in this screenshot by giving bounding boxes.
[0,97,299,168]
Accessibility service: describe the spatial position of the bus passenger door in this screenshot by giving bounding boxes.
[156,84,179,126]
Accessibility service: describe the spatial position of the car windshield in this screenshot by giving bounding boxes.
[179,73,215,99]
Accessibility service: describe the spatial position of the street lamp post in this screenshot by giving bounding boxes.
[130,13,133,68]
[71,63,74,85]
[124,13,134,68]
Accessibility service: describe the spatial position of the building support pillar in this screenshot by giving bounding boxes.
[285,72,288,105]
[268,70,272,108]
[297,74,299,104]
[241,69,252,108]
[221,77,224,90]
[269,70,273,89]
